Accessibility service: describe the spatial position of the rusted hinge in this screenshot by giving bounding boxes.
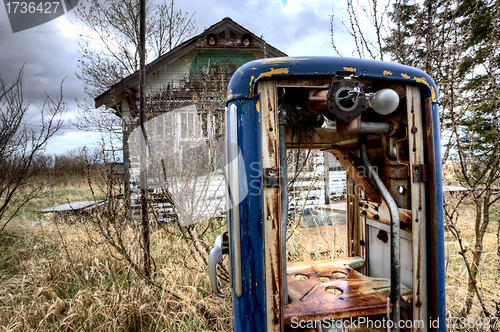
[412,164,428,182]
[263,167,280,188]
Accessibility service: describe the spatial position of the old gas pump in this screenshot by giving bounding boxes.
[209,57,446,332]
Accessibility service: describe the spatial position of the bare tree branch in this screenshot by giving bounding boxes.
[0,67,66,231]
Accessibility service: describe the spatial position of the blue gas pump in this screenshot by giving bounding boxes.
[209,57,446,332]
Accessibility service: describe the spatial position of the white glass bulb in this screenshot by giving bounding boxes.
[369,89,400,115]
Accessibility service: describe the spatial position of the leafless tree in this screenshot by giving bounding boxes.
[0,68,66,231]
[332,0,500,317]
[69,0,197,279]
[73,0,196,98]
[330,0,390,60]
[71,0,197,142]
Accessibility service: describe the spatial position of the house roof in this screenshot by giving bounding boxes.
[94,17,287,109]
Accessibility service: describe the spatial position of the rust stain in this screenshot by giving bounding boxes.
[360,200,413,232]
[401,73,410,79]
[284,259,412,324]
[260,81,283,331]
[343,67,356,72]
[337,116,361,136]
[227,88,233,101]
[383,70,393,76]
[329,146,380,202]
[407,85,428,328]
[377,165,408,179]
[300,285,319,301]
[272,77,332,88]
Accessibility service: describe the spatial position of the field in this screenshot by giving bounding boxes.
[1,176,499,331]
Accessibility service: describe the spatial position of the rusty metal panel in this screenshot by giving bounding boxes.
[284,258,412,324]
[360,201,413,232]
[276,78,332,89]
[377,165,408,179]
[412,164,429,183]
[407,85,428,331]
[285,127,359,150]
[346,172,367,275]
[329,147,380,202]
[380,178,409,210]
[258,80,284,332]
[286,257,365,274]
[367,218,414,289]
[285,127,383,151]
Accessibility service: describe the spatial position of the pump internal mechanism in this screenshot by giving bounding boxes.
[276,76,418,330]
[326,80,367,122]
[304,77,403,136]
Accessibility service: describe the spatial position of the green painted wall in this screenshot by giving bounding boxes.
[189,49,257,82]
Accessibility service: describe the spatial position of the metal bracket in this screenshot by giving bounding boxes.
[209,235,225,298]
[263,167,280,188]
[412,164,428,182]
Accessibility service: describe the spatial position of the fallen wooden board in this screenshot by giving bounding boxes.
[36,201,104,213]
[315,202,347,215]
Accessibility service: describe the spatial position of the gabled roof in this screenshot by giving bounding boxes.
[95,17,287,108]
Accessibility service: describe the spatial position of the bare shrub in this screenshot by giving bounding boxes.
[0,68,66,231]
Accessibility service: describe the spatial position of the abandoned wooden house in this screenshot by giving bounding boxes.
[95,17,345,225]
[94,18,287,223]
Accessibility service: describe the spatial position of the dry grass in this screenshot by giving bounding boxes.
[287,223,348,262]
[0,219,232,331]
[0,179,232,331]
[442,165,500,330]
[1,176,500,331]
[444,203,500,324]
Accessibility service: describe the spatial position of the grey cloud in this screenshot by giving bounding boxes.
[1,0,347,155]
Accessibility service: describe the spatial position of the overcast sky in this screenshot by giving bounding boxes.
[0,0,358,155]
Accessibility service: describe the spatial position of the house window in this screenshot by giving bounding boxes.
[177,110,225,172]
[180,112,203,139]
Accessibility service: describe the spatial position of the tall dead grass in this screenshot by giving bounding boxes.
[2,171,500,331]
[444,202,500,326]
[0,218,231,332]
[442,164,500,330]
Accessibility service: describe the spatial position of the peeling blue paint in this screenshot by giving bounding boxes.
[227,56,440,104]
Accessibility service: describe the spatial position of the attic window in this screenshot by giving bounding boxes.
[218,30,237,40]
